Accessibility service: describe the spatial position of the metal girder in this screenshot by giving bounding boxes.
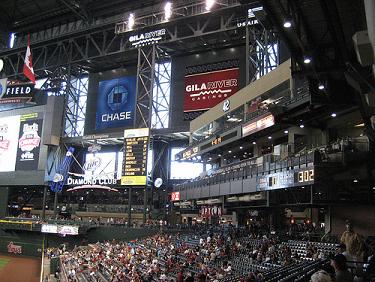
[151,50,171,129]
[246,24,279,84]
[0,2,251,78]
[135,45,156,129]
[115,0,241,35]
[39,65,88,137]
[58,0,89,22]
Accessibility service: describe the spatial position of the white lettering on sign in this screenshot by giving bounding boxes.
[129,29,166,47]
[67,178,118,185]
[6,86,32,95]
[186,79,238,97]
[101,112,131,122]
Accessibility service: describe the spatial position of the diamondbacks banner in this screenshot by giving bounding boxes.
[95,76,136,131]
[15,113,43,170]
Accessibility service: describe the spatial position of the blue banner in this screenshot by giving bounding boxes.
[95,76,136,130]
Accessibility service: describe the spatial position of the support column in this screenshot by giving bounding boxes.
[143,188,147,224]
[42,186,47,220]
[0,187,9,217]
[53,192,58,217]
[151,140,170,213]
[128,187,132,227]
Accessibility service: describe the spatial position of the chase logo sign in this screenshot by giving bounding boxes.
[95,76,136,130]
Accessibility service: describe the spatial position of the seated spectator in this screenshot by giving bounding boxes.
[330,254,354,282]
[310,270,332,282]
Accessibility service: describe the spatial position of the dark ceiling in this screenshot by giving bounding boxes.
[0,0,162,32]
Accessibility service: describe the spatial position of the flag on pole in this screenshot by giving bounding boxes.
[23,35,35,84]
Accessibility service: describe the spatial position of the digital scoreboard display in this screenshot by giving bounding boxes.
[121,128,149,186]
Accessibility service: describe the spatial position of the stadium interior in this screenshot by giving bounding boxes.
[0,0,374,281]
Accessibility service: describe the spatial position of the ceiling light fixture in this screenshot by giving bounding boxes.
[164,2,172,21]
[303,56,311,64]
[127,13,135,30]
[318,83,325,90]
[283,19,292,28]
[206,0,215,11]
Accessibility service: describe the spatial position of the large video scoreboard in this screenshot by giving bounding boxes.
[121,128,149,186]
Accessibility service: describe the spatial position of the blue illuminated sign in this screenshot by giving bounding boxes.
[95,76,136,130]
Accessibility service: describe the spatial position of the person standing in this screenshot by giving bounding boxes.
[340,220,363,260]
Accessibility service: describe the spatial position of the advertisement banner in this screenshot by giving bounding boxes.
[242,114,275,137]
[199,206,222,218]
[171,191,180,201]
[0,83,35,104]
[15,113,43,171]
[0,116,20,172]
[95,76,136,131]
[41,224,58,234]
[184,68,239,113]
[57,225,79,235]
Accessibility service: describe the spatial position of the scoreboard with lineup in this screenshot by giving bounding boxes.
[121,128,149,186]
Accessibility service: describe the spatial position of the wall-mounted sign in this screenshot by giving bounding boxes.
[67,178,117,185]
[0,115,20,172]
[200,131,238,151]
[242,114,275,137]
[184,67,239,114]
[199,206,222,218]
[257,167,314,191]
[223,99,230,112]
[7,242,22,254]
[66,151,119,187]
[41,224,58,234]
[95,76,136,131]
[83,156,102,172]
[0,83,35,104]
[129,28,166,48]
[181,146,199,160]
[171,191,180,202]
[15,113,43,171]
[57,225,79,235]
[121,128,149,186]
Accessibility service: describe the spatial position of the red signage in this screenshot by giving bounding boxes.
[199,206,222,218]
[7,242,22,254]
[184,68,239,112]
[171,191,180,202]
[242,114,275,137]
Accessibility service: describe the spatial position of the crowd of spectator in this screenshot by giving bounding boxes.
[57,225,360,282]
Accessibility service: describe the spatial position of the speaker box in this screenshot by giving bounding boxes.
[353,30,374,67]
